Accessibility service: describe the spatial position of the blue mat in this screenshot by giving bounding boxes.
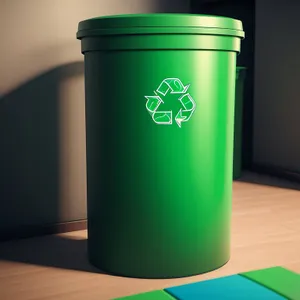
[165,274,286,300]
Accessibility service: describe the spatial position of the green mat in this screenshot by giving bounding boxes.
[114,266,300,299]
[241,266,300,300]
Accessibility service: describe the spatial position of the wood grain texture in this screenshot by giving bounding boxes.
[0,173,299,300]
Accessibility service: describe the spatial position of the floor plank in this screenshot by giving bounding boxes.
[0,173,299,300]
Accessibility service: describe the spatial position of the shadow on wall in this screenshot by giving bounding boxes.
[0,62,86,241]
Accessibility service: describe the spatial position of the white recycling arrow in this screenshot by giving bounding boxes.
[156,78,190,96]
[175,93,196,128]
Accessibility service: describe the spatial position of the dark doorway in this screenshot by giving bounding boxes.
[190,0,256,170]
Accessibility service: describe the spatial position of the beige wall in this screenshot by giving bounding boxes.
[0,0,189,95]
[0,0,189,233]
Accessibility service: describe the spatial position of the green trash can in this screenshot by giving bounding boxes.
[233,67,247,180]
[77,14,244,279]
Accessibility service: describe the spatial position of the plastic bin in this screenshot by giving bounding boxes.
[77,13,244,278]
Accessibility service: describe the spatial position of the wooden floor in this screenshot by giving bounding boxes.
[0,172,299,300]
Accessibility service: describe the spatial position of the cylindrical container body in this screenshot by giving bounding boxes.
[233,67,247,180]
[77,14,244,278]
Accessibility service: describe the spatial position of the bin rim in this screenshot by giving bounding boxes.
[77,13,245,39]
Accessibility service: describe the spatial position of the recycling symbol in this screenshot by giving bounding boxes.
[145,78,196,128]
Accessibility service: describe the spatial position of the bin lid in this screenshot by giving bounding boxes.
[77,13,245,39]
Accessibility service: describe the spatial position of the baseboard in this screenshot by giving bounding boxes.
[250,164,300,184]
[0,219,87,242]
